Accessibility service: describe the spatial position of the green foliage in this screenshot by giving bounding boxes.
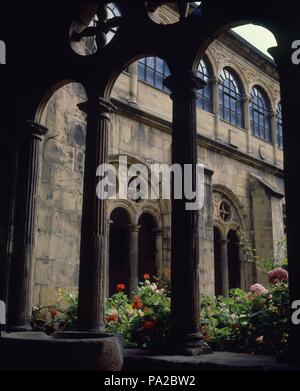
[31,289,78,334]
[200,283,289,355]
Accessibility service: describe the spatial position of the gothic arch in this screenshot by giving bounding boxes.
[212,184,248,236]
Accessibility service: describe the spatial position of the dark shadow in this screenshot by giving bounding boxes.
[109,208,131,296]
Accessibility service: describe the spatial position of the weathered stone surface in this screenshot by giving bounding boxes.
[1,332,124,371]
[67,121,86,148]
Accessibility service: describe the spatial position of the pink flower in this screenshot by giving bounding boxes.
[249,283,268,296]
[268,268,288,285]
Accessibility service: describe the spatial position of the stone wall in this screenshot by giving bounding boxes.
[33,83,87,306]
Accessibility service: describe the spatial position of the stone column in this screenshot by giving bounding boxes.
[77,97,115,332]
[270,111,278,165]
[242,95,252,154]
[105,219,113,299]
[129,62,138,105]
[128,224,140,298]
[219,239,229,297]
[212,76,220,140]
[164,71,211,355]
[7,120,48,331]
[153,228,163,277]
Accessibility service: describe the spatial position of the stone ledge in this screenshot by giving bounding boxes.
[123,349,300,372]
[1,331,123,371]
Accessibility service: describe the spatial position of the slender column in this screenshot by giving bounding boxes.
[211,76,220,140]
[242,95,252,154]
[7,120,48,331]
[219,239,229,297]
[129,62,138,105]
[164,71,211,355]
[270,111,278,165]
[153,228,164,277]
[128,224,140,298]
[77,97,115,332]
[105,219,113,299]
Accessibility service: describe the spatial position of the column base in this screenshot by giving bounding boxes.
[167,333,213,356]
[7,323,33,332]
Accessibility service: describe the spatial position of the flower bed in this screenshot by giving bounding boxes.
[31,269,289,354]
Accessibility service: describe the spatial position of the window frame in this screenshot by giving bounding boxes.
[276,103,283,149]
[219,68,244,128]
[196,57,213,113]
[137,57,170,92]
[250,86,272,143]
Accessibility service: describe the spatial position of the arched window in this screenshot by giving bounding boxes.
[219,68,244,128]
[276,103,283,149]
[138,57,170,91]
[197,57,212,112]
[250,86,272,142]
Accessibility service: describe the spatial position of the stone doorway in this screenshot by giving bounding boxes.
[109,208,131,296]
[213,226,223,296]
[138,213,157,280]
[227,230,241,290]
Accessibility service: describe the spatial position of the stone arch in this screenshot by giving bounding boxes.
[249,79,276,111]
[35,80,86,126]
[213,184,248,236]
[108,200,136,225]
[212,185,249,294]
[204,47,219,79]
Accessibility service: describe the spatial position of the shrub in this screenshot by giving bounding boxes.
[200,282,289,355]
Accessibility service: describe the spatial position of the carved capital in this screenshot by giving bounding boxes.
[164,72,206,96]
[128,224,141,233]
[78,97,116,120]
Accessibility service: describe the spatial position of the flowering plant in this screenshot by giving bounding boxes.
[105,275,171,348]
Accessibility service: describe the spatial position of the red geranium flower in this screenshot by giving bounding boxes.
[116,283,125,291]
[49,309,58,318]
[143,273,150,280]
[106,313,118,322]
[132,296,143,309]
[143,320,155,330]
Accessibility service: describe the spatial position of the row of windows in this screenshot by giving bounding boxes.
[137,57,283,149]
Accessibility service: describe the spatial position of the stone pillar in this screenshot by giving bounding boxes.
[242,95,252,154]
[212,77,220,140]
[77,97,115,332]
[164,71,211,355]
[7,120,48,331]
[219,239,229,297]
[129,62,138,105]
[105,219,113,299]
[128,224,140,298]
[153,228,163,277]
[270,111,278,165]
